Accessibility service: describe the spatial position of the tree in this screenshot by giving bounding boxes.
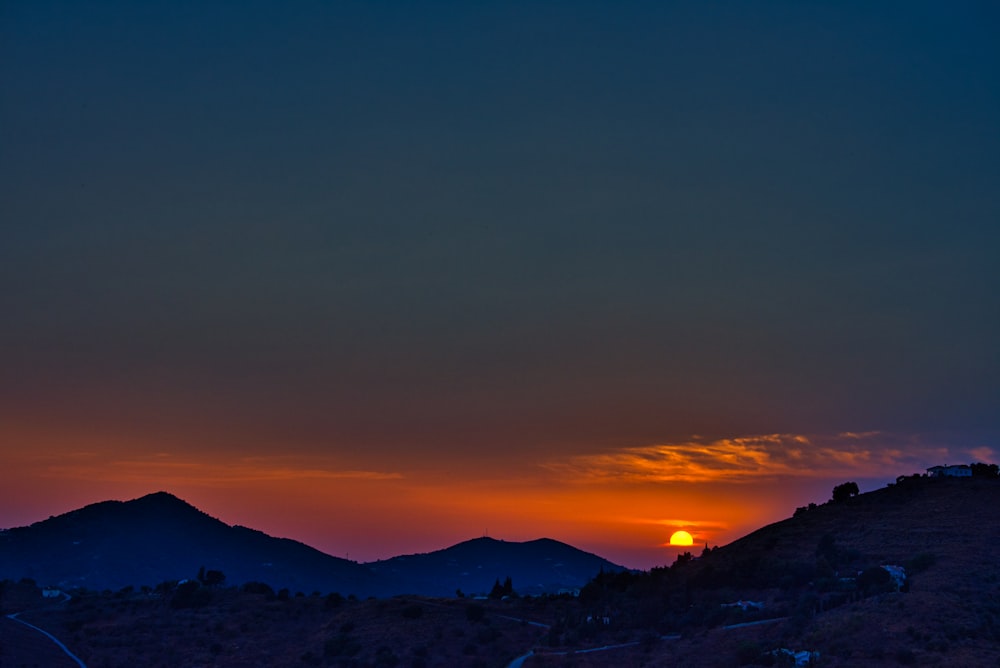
[171,580,211,609]
[971,462,999,478]
[202,570,226,587]
[465,602,485,622]
[857,566,892,595]
[241,581,275,598]
[672,551,694,568]
[831,481,859,503]
[489,576,514,599]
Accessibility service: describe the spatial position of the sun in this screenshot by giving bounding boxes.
[669,530,694,546]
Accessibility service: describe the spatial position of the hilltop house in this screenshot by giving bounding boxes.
[926,464,972,478]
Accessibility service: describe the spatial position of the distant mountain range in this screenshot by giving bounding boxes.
[0,492,625,597]
[369,536,621,597]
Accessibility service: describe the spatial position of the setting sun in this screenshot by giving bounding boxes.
[669,530,694,546]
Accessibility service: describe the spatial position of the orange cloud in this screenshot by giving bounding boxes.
[37,452,402,487]
[545,432,950,483]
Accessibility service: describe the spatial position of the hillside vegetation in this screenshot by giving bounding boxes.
[2,475,999,666]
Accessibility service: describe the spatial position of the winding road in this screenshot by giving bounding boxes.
[504,617,787,667]
[3,597,88,668]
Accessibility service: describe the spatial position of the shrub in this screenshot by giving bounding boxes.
[402,604,424,619]
[735,641,766,666]
[476,627,500,643]
[816,533,839,562]
[170,580,210,609]
[832,481,860,503]
[374,646,399,667]
[201,569,226,587]
[241,582,275,598]
[905,552,936,574]
[857,566,893,595]
[465,603,485,622]
[324,634,361,659]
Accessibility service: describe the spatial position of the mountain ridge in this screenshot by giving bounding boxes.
[0,492,626,597]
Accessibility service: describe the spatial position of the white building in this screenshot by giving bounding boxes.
[926,464,971,478]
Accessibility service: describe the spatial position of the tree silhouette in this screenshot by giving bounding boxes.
[971,462,999,478]
[203,570,226,587]
[831,481,859,503]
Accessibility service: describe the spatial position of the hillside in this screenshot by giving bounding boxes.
[2,477,999,666]
[0,492,393,597]
[0,493,623,599]
[368,536,627,597]
[565,475,1000,667]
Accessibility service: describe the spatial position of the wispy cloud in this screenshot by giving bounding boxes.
[631,518,731,530]
[41,453,402,486]
[969,446,996,463]
[545,432,951,484]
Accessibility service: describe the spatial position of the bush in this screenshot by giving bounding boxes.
[905,552,936,574]
[857,566,893,595]
[241,582,275,598]
[465,603,485,622]
[201,569,226,587]
[816,533,839,562]
[735,641,766,665]
[374,646,399,667]
[324,634,361,659]
[402,604,424,619]
[171,581,211,609]
[476,627,500,643]
[832,481,860,503]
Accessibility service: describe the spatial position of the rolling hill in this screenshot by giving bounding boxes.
[368,536,626,597]
[0,492,624,598]
[3,476,1000,666]
[570,474,1000,666]
[0,492,392,596]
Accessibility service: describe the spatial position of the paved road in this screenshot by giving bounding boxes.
[495,613,550,628]
[3,612,88,668]
[504,619,786,666]
[507,650,534,668]
[722,616,788,629]
[506,634,683,667]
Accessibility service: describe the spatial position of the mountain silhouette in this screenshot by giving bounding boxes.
[0,493,624,597]
[0,492,391,596]
[368,536,627,597]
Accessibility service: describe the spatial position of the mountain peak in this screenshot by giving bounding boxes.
[129,491,198,510]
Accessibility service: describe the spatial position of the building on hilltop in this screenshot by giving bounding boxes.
[926,464,972,478]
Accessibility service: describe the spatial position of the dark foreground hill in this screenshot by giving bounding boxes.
[0,492,624,598]
[569,474,1000,667]
[2,477,998,667]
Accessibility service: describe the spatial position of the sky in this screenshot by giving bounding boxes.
[1,1,998,570]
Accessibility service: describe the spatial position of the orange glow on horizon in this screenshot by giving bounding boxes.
[0,424,946,569]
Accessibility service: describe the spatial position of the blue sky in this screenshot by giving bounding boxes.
[2,1,997,566]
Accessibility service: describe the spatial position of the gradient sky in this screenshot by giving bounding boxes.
[2,1,998,569]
